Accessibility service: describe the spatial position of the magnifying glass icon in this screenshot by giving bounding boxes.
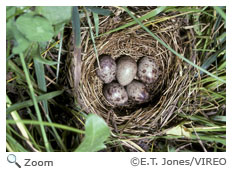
[7,154,21,168]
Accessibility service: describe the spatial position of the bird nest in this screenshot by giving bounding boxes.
[69,13,195,137]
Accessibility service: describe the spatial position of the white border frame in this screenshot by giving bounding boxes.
[1,1,231,172]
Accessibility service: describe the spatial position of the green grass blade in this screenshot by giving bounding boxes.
[93,12,99,37]
[213,6,226,21]
[34,56,57,65]
[44,115,67,151]
[211,116,226,122]
[6,134,28,152]
[178,114,217,127]
[32,44,67,151]
[200,45,225,74]
[56,26,64,83]
[8,59,37,88]
[71,6,82,87]
[84,7,99,64]
[123,7,226,84]
[7,95,40,151]
[188,126,226,132]
[19,52,51,151]
[166,7,214,18]
[86,6,112,16]
[33,44,47,94]
[99,6,167,37]
[7,120,85,134]
[191,135,225,145]
[72,6,81,48]
[7,90,63,115]
[7,124,41,151]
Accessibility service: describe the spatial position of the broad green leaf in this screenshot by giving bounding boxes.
[36,6,72,25]
[6,21,14,40]
[75,114,110,152]
[11,23,31,54]
[6,7,16,40]
[16,14,54,42]
[86,6,112,16]
[54,23,65,36]
[6,7,16,19]
[7,6,31,21]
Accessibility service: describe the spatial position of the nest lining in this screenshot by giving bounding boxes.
[69,14,195,136]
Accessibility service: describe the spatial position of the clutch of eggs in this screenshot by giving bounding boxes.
[96,55,158,107]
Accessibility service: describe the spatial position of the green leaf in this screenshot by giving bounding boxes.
[36,6,72,25]
[214,6,226,21]
[32,43,48,113]
[84,7,98,61]
[6,21,14,40]
[6,7,16,40]
[11,23,31,54]
[6,6,16,19]
[6,133,28,152]
[34,56,57,66]
[200,45,226,74]
[54,23,65,36]
[72,7,81,48]
[6,90,63,114]
[191,135,225,145]
[75,114,110,152]
[211,116,226,122]
[7,119,85,134]
[19,52,51,151]
[93,12,99,37]
[193,11,202,36]
[86,6,112,16]
[16,14,54,42]
[100,6,167,37]
[32,44,67,151]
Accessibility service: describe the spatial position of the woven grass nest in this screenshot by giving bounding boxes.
[69,12,195,137]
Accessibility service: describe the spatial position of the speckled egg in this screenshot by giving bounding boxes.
[116,55,137,86]
[137,57,159,84]
[96,55,116,83]
[103,82,128,106]
[126,80,149,103]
